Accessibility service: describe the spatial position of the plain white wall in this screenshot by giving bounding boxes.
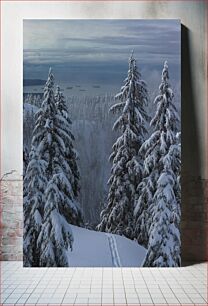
[1,1,207,178]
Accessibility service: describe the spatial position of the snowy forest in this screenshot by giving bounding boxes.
[23,53,181,267]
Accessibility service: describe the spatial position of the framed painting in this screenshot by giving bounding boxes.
[23,19,181,267]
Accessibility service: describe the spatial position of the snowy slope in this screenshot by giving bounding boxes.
[68,225,147,267]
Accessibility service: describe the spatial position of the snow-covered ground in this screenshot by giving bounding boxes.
[69,225,146,267]
[23,103,38,116]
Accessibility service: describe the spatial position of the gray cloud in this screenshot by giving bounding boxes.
[23,19,180,85]
[59,34,179,48]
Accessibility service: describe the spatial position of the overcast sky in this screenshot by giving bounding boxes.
[23,19,180,88]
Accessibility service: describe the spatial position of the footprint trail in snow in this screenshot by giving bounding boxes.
[105,233,122,267]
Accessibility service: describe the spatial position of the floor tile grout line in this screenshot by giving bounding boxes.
[138,268,154,305]
[0,262,208,306]
[130,268,141,305]
[172,270,206,304]
[121,268,128,305]
[157,269,182,303]
[150,269,172,304]
[62,266,77,304]
[23,267,52,304]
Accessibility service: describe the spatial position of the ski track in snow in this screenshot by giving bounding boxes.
[105,233,122,267]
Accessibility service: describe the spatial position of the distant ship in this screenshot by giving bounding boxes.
[79,89,86,92]
[66,86,73,89]
[75,85,81,88]
[93,85,100,88]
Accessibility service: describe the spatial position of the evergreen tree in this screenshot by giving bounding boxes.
[34,94,42,107]
[97,52,149,239]
[140,61,181,267]
[23,150,47,266]
[55,86,80,199]
[134,172,155,248]
[25,93,33,105]
[134,129,161,247]
[23,146,29,177]
[37,172,74,267]
[24,69,82,267]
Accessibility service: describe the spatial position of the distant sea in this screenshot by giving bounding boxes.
[23,81,118,98]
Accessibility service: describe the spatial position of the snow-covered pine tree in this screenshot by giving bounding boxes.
[23,149,47,266]
[134,129,161,247]
[25,93,33,105]
[38,71,83,266]
[23,146,29,177]
[141,61,181,267]
[37,171,74,266]
[24,68,83,266]
[97,52,149,239]
[55,86,81,200]
[134,171,156,248]
[174,132,181,220]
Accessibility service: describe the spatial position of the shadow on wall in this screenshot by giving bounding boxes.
[181,24,208,265]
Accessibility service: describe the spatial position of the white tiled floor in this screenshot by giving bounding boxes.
[0,261,207,305]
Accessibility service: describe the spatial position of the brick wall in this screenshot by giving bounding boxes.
[0,177,23,261]
[0,174,207,264]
